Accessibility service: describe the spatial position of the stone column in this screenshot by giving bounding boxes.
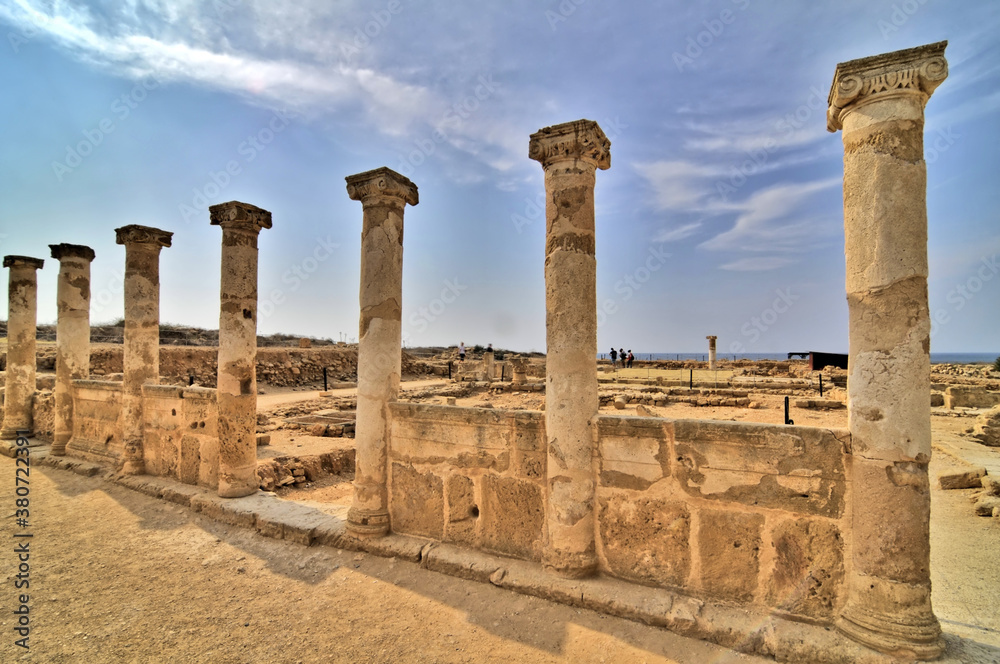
[49,244,95,455]
[345,167,418,536]
[209,202,271,498]
[827,41,948,659]
[483,349,495,382]
[707,336,717,371]
[511,356,528,385]
[530,119,610,578]
[1,256,44,440]
[115,225,173,474]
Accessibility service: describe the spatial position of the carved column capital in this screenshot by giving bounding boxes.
[209,201,273,233]
[3,256,44,270]
[827,41,948,132]
[115,224,173,248]
[529,119,611,170]
[49,244,95,262]
[345,167,419,208]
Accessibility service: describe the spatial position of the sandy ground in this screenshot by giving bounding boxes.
[0,457,770,664]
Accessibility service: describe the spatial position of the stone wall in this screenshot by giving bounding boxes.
[945,386,1000,409]
[67,380,123,463]
[142,385,219,488]
[386,404,851,624]
[387,403,548,560]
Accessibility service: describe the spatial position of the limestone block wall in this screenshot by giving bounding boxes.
[387,405,851,624]
[387,403,548,560]
[142,385,219,489]
[67,380,123,462]
[596,417,849,623]
[944,386,1000,409]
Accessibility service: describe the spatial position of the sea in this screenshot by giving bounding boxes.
[600,352,999,365]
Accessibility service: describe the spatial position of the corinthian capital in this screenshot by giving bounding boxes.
[209,201,273,233]
[345,167,419,207]
[529,119,611,170]
[115,224,174,248]
[49,244,96,262]
[827,41,948,132]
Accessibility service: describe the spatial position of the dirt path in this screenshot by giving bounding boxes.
[256,378,449,411]
[0,456,769,664]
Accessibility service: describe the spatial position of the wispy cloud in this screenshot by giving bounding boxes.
[699,178,841,253]
[653,221,702,243]
[720,256,797,272]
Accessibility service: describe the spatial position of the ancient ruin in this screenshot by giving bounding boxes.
[4,40,998,663]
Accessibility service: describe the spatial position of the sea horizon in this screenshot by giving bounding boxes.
[599,352,999,365]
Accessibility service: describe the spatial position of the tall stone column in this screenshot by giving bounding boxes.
[707,335,717,371]
[49,244,95,455]
[827,41,948,659]
[529,119,610,578]
[209,202,271,498]
[1,256,44,440]
[345,167,418,536]
[116,225,173,474]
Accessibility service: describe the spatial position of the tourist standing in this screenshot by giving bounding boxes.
[610,347,618,367]
[459,341,466,361]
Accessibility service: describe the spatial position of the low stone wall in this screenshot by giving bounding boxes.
[945,386,1000,409]
[386,403,851,625]
[66,380,123,463]
[142,385,219,488]
[387,403,547,560]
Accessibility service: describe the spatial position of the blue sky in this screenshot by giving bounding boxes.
[0,1,997,354]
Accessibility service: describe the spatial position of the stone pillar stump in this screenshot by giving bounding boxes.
[0,256,44,440]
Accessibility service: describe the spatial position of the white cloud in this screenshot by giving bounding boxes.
[699,178,841,253]
[720,257,797,272]
[634,160,722,211]
[653,221,702,243]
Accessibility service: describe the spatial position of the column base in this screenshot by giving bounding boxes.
[542,549,598,579]
[347,506,390,537]
[120,441,145,475]
[0,427,32,441]
[217,476,259,499]
[837,600,944,660]
[51,432,71,456]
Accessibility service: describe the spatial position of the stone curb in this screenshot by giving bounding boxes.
[32,448,904,663]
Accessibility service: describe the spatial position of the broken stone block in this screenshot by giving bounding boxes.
[256,433,271,446]
[613,397,627,410]
[974,496,1000,516]
[972,407,1000,447]
[980,475,1000,496]
[308,423,328,437]
[635,404,654,417]
[938,467,986,490]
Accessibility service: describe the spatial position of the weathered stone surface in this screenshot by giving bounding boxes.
[598,494,689,588]
[531,119,608,578]
[597,416,670,490]
[673,420,847,517]
[767,518,844,621]
[211,201,270,498]
[389,462,443,540]
[937,467,986,490]
[980,475,1000,496]
[974,496,1000,517]
[698,510,763,602]
[1,257,44,440]
[945,387,1000,410]
[445,474,477,546]
[480,473,543,561]
[972,407,1000,447]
